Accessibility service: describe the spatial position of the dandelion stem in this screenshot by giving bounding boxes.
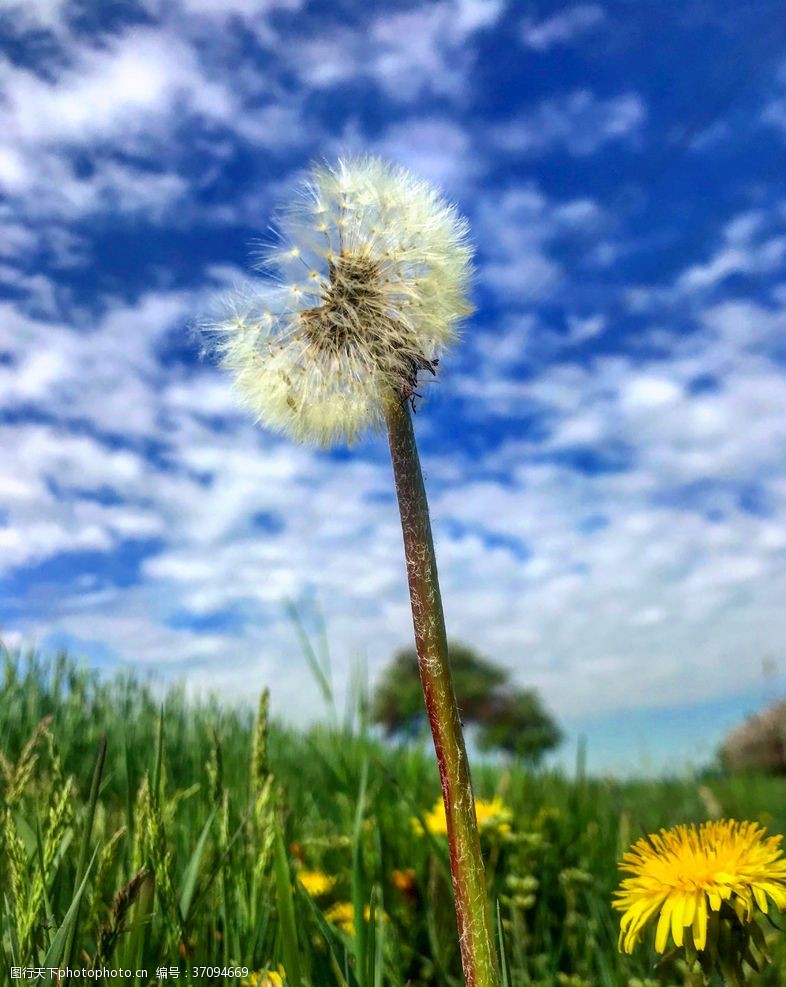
[384,390,500,987]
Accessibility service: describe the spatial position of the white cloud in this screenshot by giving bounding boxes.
[0,27,236,225]
[176,0,301,14]
[292,0,503,102]
[1,29,232,151]
[474,183,602,302]
[763,97,786,135]
[372,117,480,194]
[520,4,605,51]
[0,421,163,571]
[565,314,606,345]
[0,18,324,234]
[621,374,682,411]
[0,0,70,33]
[492,90,646,156]
[0,291,194,435]
[0,23,312,228]
[675,209,786,293]
[8,156,191,224]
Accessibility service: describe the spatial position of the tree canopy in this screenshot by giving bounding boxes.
[372,641,561,764]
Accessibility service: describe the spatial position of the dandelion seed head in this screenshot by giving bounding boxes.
[206,156,473,445]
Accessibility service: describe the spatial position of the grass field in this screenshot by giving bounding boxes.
[1,647,785,987]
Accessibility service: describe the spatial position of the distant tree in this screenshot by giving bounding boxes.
[372,641,561,763]
[476,690,562,765]
[720,699,786,773]
[372,642,507,738]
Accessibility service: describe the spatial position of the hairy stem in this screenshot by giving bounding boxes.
[384,391,500,987]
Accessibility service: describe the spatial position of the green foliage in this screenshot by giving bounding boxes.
[372,643,507,738]
[476,692,562,765]
[2,646,786,986]
[371,642,561,764]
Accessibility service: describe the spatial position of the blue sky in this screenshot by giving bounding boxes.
[2,0,786,775]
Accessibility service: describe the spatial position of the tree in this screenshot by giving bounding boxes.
[372,641,561,763]
[476,691,562,765]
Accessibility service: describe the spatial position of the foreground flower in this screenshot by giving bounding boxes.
[209,156,472,446]
[296,868,336,897]
[614,819,786,957]
[413,797,512,838]
[207,156,498,987]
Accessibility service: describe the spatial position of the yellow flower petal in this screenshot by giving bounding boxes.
[655,898,674,953]
[671,894,687,947]
[692,897,708,950]
[613,819,786,956]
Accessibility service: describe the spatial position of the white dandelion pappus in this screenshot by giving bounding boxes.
[209,156,474,446]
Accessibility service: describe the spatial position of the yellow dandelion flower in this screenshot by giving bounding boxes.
[411,800,448,837]
[241,966,285,987]
[296,869,337,897]
[412,796,512,837]
[613,819,786,955]
[474,796,513,834]
[207,156,473,446]
[324,900,385,937]
[325,900,355,936]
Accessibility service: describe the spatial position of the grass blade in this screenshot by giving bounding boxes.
[152,707,165,807]
[496,898,510,987]
[64,734,107,967]
[296,884,360,987]
[273,815,303,987]
[352,758,369,987]
[43,842,101,968]
[179,804,217,925]
[285,600,335,717]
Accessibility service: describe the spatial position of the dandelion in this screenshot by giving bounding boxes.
[241,966,285,986]
[476,796,513,834]
[325,900,387,937]
[208,156,472,447]
[296,868,336,897]
[413,797,512,837]
[614,819,786,983]
[325,900,355,936]
[207,156,498,987]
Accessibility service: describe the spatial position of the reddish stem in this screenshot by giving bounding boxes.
[384,392,500,987]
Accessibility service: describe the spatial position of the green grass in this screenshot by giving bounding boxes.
[1,646,786,986]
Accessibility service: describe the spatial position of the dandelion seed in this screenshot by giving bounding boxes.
[206,156,473,446]
[613,819,786,956]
